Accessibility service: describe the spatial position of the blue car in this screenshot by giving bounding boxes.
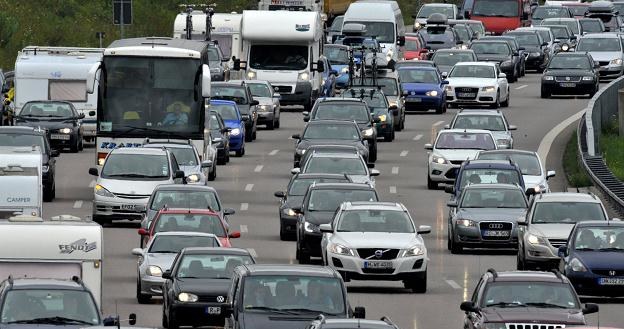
[398,66,448,114]
[210,100,246,157]
[324,44,351,89]
[558,220,624,297]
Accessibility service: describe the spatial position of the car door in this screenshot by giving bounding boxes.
[496,65,509,98]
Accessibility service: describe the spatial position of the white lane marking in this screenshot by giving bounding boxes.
[413,134,423,141]
[240,225,248,233]
[269,149,279,156]
[400,150,409,157]
[88,180,96,188]
[73,201,83,209]
[240,203,249,211]
[515,84,528,90]
[433,120,445,127]
[389,186,397,194]
[248,248,258,258]
[391,166,399,174]
[254,165,264,172]
[446,279,462,290]
[537,109,585,166]
[245,184,254,191]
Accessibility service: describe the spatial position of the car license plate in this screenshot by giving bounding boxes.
[407,97,422,102]
[121,204,137,211]
[364,261,393,269]
[50,134,70,140]
[598,277,624,285]
[206,306,221,314]
[560,82,576,87]
[483,230,510,237]
[457,92,476,98]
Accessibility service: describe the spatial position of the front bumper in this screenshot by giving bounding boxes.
[83,121,97,138]
[256,110,275,124]
[279,212,298,234]
[327,252,427,281]
[453,223,519,248]
[542,80,596,95]
[228,134,244,151]
[375,121,393,136]
[139,274,165,296]
[49,132,79,148]
[447,87,497,105]
[275,81,313,105]
[598,65,623,79]
[403,94,444,112]
[93,196,148,221]
[523,241,560,267]
[169,301,227,326]
[566,271,624,297]
[525,54,546,70]
[429,162,460,183]
[300,231,323,257]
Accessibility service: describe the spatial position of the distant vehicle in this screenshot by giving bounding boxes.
[0,147,42,217]
[504,30,549,72]
[14,101,84,152]
[477,149,555,193]
[413,3,460,30]
[575,33,624,80]
[585,0,624,32]
[210,100,246,157]
[446,109,516,149]
[579,18,605,33]
[342,87,396,141]
[324,44,352,89]
[469,40,520,82]
[207,110,231,164]
[403,34,428,60]
[564,2,589,18]
[540,18,582,37]
[397,66,448,114]
[233,80,281,130]
[211,82,259,143]
[464,0,532,35]
[293,151,380,187]
[531,5,574,26]
[430,49,478,79]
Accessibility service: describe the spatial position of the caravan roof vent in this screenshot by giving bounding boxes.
[8,215,44,222]
[50,215,83,221]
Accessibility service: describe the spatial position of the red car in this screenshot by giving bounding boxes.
[138,208,240,247]
[404,34,429,60]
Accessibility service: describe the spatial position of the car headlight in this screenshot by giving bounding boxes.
[147,265,162,277]
[296,148,306,155]
[543,76,554,81]
[497,139,510,147]
[362,128,374,137]
[568,257,587,272]
[259,105,270,112]
[283,208,297,216]
[481,86,496,92]
[178,292,199,302]
[94,184,115,198]
[414,22,421,29]
[186,174,200,183]
[341,67,349,74]
[42,165,49,173]
[500,61,512,67]
[484,323,507,329]
[425,90,438,97]
[431,154,448,165]
[59,128,72,134]
[298,72,309,81]
[378,114,387,122]
[611,58,623,65]
[457,219,476,227]
[386,50,393,62]
[561,44,569,52]
[328,243,354,256]
[304,222,320,233]
[527,233,545,245]
[247,71,256,79]
[582,76,594,81]
[231,128,241,136]
[445,85,453,92]
[403,245,425,257]
[460,44,468,50]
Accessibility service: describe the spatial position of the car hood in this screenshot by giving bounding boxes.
[446,77,497,87]
[531,223,576,240]
[437,65,453,74]
[239,312,326,329]
[305,211,335,225]
[253,97,274,106]
[401,82,442,92]
[180,165,201,175]
[175,278,231,296]
[333,232,422,249]
[587,51,621,62]
[145,252,178,270]
[456,208,526,221]
[482,307,585,324]
[97,177,164,196]
[474,54,511,62]
[255,70,299,83]
[15,120,75,130]
[434,149,482,161]
[0,324,92,329]
[345,175,373,186]
[491,131,512,140]
[283,196,305,210]
[577,251,624,270]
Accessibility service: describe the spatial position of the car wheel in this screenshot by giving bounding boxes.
[399,115,405,131]
[208,164,217,181]
[450,237,463,254]
[491,92,500,109]
[137,280,151,304]
[298,250,311,264]
[43,181,55,202]
[275,116,281,128]
[435,102,446,114]
[235,146,245,157]
[252,128,257,140]
[517,248,526,270]
[369,143,377,162]
[540,87,551,99]
[162,310,169,329]
[226,151,230,163]
[70,140,80,153]
[384,130,393,142]
[217,155,227,165]
[168,311,178,329]
[79,138,84,151]
[427,174,438,190]
[501,91,509,107]
[391,128,396,141]
[406,271,427,293]
[266,119,275,130]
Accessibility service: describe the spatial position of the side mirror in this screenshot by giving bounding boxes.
[138,228,149,236]
[291,168,301,175]
[499,73,507,79]
[88,167,99,176]
[373,117,381,123]
[201,64,212,98]
[291,134,301,140]
[397,36,406,46]
[250,100,260,106]
[302,111,310,117]
[232,57,241,71]
[367,163,375,169]
[517,217,528,226]
[557,245,568,258]
[508,125,517,130]
[78,113,85,119]
[291,206,302,214]
[316,59,325,73]
[513,52,519,56]
[441,72,448,79]
[456,40,464,45]
[525,187,536,197]
[241,115,250,122]
[162,270,172,279]
[582,303,599,315]
[424,143,433,150]
[353,306,366,319]
[570,35,577,41]
[102,317,116,326]
[417,225,432,234]
[464,11,471,19]
[224,208,236,215]
[445,185,455,194]
[541,42,548,47]
[201,160,213,168]
[229,231,241,238]
[370,169,380,177]
[51,149,60,157]
[446,200,458,207]
[330,69,338,76]
[546,170,556,179]
[522,12,529,20]
[460,301,479,313]
[518,47,525,51]
[131,248,143,256]
[174,170,185,179]
[319,223,332,233]
[274,191,286,198]
[222,128,231,134]
[129,313,137,326]
[86,62,100,94]
[89,110,96,116]
[444,124,451,129]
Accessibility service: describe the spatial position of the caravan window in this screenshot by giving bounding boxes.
[249,45,308,70]
[49,80,87,102]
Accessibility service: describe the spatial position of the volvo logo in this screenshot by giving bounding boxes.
[609,270,617,276]
[488,223,504,229]
[216,296,225,303]
[374,250,384,258]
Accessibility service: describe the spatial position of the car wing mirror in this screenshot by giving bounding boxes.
[319,223,332,233]
[445,185,456,195]
[460,301,479,313]
[88,167,99,176]
[582,303,599,315]
[162,270,172,279]
[417,225,432,234]
[274,191,285,198]
[424,143,433,150]
[557,245,568,258]
[508,125,517,130]
[446,200,458,207]
[224,208,236,215]
[546,170,556,179]
[370,169,380,176]
[201,160,213,168]
[229,231,241,238]
[51,149,60,157]
[131,248,143,256]
[353,306,366,319]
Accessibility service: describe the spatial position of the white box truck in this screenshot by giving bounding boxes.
[0,147,42,218]
[14,46,104,143]
[237,10,325,110]
[0,215,103,309]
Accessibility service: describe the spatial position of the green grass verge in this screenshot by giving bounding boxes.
[601,132,624,181]
[563,130,592,187]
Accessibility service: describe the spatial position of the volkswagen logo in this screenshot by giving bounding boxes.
[565,77,570,81]
[216,296,225,303]
[609,270,617,276]
[488,223,504,229]
[410,91,416,96]
[374,250,384,258]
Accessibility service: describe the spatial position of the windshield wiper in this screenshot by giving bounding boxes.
[486,302,527,308]
[112,125,190,140]
[7,316,94,325]
[598,247,624,251]
[244,306,299,315]
[525,302,569,309]
[575,247,596,251]
[151,250,179,253]
[106,173,164,178]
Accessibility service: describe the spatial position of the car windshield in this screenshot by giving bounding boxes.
[533,29,552,43]
[580,19,603,33]
[398,69,440,83]
[548,56,590,70]
[154,213,225,236]
[596,15,620,31]
[453,115,506,131]
[470,42,510,55]
[418,5,455,18]
[533,7,570,20]
[330,16,344,32]
[573,227,624,251]
[288,177,347,196]
[247,83,272,98]
[0,133,45,150]
[313,104,370,123]
[405,38,420,51]
[150,190,220,211]
[344,21,395,44]
[307,189,377,212]
[211,103,240,120]
[149,234,220,253]
[367,78,399,96]
[542,19,580,35]
[304,157,368,176]
[165,147,197,166]
[577,37,622,52]
[449,65,496,78]
[249,45,308,70]
[343,93,386,109]
[547,26,570,39]
[302,124,360,140]
[467,22,485,35]
[0,289,100,325]
[454,26,472,42]
[459,168,522,189]
[325,47,349,65]
[176,254,254,279]
[460,189,527,208]
[433,52,476,67]
[507,33,540,46]
[211,86,248,105]
[478,153,542,176]
[337,209,415,232]
[101,153,169,179]
[435,132,496,150]
[567,5,588,16]
[19,102,75,118]
[532,202,607,224]
[243,276,345,314]
[209,114,222,130]
[482,282,579,309]
[473,0,519,17]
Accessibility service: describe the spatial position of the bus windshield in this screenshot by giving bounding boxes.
[99,56,203,136]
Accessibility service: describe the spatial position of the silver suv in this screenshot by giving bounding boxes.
[517,192,609,270]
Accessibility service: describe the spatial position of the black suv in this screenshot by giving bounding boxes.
[460,269,598,329]
[224,265,365,329]
[0,126,58,201]
[211,82,259,142]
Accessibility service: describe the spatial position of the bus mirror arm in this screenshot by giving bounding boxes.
[201,64,211,98]
[86,62,101,94]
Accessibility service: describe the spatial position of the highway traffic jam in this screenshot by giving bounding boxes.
[1,0,624,329]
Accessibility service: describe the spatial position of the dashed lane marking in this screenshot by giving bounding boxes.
[73,201,83,209]
[446,279,462,289]
[254,165,264,172]
[413,134,423,141]
[433,120,445,126]
[515,84,528,90]
[269,149,279,156]
[240,203,249,211]
[400,150,409,157]
[245,184,254,191]
[389,186,397,194]
[248,248,258,258]
[391,167,399,174]
[240,225,248,233]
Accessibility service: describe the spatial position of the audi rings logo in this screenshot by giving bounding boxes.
[488,223,504,229]
[609,270,617,276]
[374,250,384,258]
[216,296,225,303]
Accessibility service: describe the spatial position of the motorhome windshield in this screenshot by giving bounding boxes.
[249,45,308,70]
[344,21,395,44]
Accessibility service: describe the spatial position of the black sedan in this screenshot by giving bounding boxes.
[208,110,231,165]
[504,30,550,72]
[541,52,600,98]
[162,247,255,329]
[471,39,522,82]
[14,100,84,152]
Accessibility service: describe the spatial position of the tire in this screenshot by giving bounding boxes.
[162,311,168,329]
[384,131,393,142]
[391,128,396,141]
[450,237,463,254]
[70,140,79,153]
[541,88,551,99]
[217,155,226,165]
[435,102,446,114]
[501,91,509,108]
[298,249,311,264]
[43,181,55,202]
[589,85,598,98]
[399,115,405,131]
[406,271,427,293]
[266,119,275,130]
[517,248,526,270]
[168,311,178,329]
[427,175,438,190]
[252,128,257,140]
[137,280,151,304]
[78,138,84,151]
[275,117,280,128]
[369,143,377,163]
[226,152,230,163]
[244,131,253,142]
[235,146,245,157]
[491,92,500,109]
[280,225,287,241]
[208,164,216,181]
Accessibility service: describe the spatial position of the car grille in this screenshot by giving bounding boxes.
[275,85,292,93]
[455,87,478,100]
[114,193,150,199]
[197,295,227,303]
[357,248,400,260]
[554,76,581,82]
[479,222,513,240]
[548,238,567,248]
[599,61,610,66]
[450,160,464,165]
[507,324,565,329]
[593,269,624,276]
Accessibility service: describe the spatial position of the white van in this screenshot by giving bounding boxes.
[342,0,406,62]
[14,46,104,143]
[0,215,103,309]
[238,10,325,110]
[0,147,42,218]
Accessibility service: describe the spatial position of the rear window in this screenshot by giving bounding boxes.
[459,168,522,189]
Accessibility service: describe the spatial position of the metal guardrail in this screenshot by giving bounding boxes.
[579,76,624,215]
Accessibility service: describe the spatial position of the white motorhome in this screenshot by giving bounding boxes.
[0,147,42,218]
[0,215,103,308]
[238,10,325,110]
[258,0,324,12]
[14,46,103,143]
[342,0,406,62]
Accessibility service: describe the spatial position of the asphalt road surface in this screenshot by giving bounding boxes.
[43,74,623,328]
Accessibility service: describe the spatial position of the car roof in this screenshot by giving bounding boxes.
[435,48,475,53]
[152,231,219,238]
[307,119,359,126]
[324,44,349,49]
[294,173,352,180]
[240,264,339,277]
[581,33,620,39]
[479,149,537,157]
[309,152,360,159]
[486,271,569,283]
[542,17,577,22]
[440,128,493,134]
[471,39,511,44]
[109,147,168,155]
[397,66,439,72]
[463,159,518,169]
[181,247,251,256]
[553,52,588,57]
[343,201,403,211]
[310,182,374,190]
[533,192,602,203]
[153,184,217,193]
[464,183,524,190]
[575,220,624,227]
[453,61,496,67]
[0,126,45,135]
[317,319,395,329]
[317,97,366,103]
[144,142,194,149]
[212,81,245,87]
[7,278,87,291]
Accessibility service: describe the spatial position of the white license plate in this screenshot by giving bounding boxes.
[407,97,422,102]
[457,92,476,98]
[206,306,221,314]
[364,261,393,269]
[483,230,510,237]
[50,134,70,140]
[560,82,576,87]
[599,278,624,285]
[121,204,137,211]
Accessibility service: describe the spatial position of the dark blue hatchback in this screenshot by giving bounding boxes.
[398,66,448,113]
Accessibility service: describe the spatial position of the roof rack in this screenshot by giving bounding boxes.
[486,268,498,279]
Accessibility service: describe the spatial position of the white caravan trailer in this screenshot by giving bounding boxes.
[258,0,324,12]
[0,215,103,308]
[239,10,325,110]
[14,46,104,142]
[0,147,42,218]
